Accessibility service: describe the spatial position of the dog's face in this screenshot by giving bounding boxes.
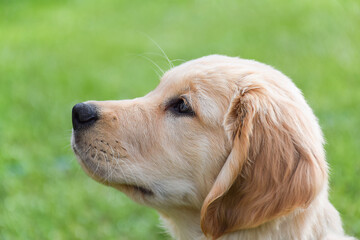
[72,55,327,238]
[71,56,235,208]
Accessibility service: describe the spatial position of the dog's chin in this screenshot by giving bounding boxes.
[72,143,155,203]
[72,147,106,184]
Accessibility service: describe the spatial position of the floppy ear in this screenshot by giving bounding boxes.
[200,86,327,239]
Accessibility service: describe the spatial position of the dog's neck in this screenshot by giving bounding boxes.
[158,208,305,240]
[159,208,205,240]
[157,189,344,240]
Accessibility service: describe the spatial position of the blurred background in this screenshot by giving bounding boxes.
[0,0,359,239]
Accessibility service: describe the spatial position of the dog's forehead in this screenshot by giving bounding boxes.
[156,55,237,96]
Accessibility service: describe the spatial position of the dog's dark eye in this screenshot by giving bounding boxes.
[170,98,195,116]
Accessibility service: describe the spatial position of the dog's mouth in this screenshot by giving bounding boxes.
[114,183,154,196]
[128,185,154,195]
[72,135,154,197]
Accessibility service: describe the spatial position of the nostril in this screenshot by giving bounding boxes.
[74,103,97,122]
[72,103,98,130]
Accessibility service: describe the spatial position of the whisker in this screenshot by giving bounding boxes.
[170,59,186,64]
[106,153,114,182]
[139,32,174,69]
[101,152,111,183]
[112,151,130,187]
[137,54,165,76]
[121,157,139,186]
[107,145,118,181]
[63,143,73,151]
[92,149,100,177]
[141,52,184,65]
[146,36,174,69]
[84,145,92,154]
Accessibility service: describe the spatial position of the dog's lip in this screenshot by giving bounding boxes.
[122,184,154,196]
[113,183,154,196]
[130,185,154,195]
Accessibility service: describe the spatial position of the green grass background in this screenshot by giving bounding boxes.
[0,0,359,239]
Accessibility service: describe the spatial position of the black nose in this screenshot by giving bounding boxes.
[72,103,98,131]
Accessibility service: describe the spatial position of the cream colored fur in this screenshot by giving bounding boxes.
[72,55,356,240]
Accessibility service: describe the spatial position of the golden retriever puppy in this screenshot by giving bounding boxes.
[71,55,355,240]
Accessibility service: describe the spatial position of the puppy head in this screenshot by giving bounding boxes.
[72,55,238,208]
[71,55,327,237]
